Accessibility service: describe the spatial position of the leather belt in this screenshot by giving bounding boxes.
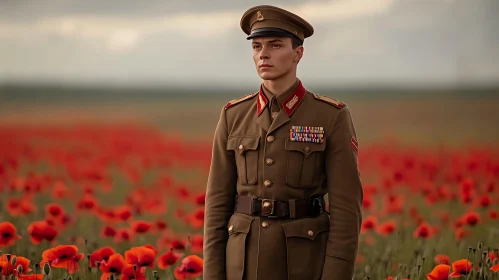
[234,195,325,219]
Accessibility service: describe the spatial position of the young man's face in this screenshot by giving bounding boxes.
[252,36,303,81]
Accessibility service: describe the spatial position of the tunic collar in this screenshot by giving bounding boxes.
[256,79,306,117]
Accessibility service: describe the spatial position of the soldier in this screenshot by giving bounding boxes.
[203,4,363,280]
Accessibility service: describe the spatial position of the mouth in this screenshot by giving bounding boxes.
[259,64,272,68]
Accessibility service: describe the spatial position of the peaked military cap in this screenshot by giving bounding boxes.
[240,5,314,44]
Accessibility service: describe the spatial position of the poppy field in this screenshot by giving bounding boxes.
[1,94,499,280]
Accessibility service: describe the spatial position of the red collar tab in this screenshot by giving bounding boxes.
[282,81,306,116]
[256,85,269,116]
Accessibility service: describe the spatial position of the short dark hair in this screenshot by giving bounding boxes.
[291,37,303,49]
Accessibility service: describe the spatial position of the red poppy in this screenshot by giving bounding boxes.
[0,255,32,276]
[51,180,70,199]
[174,255,204,280]
[27,221,59,244]
[157,249,183,270]
[449,259,472,277]
[90,246,116,267]
[194,193,206,206]
[155,220,168,231]
[189,235,204,253]
[362,196,373,210]
[142,197,166,215]
[434,254,450,265]
[376,220,396,236]
[76,195,98,211]
[463,211,480,226]
[186,208,204,229]
[142,244,158,256]
[175,185,190,201]
[488,250,497,262]
[120,264,146,280]
[0,222,22,247]
[427,264,450,280]
[99,253,126,280]
[413,222,434,239]
[101,226,117,238]
[17,274,43,280]
[114,228,133,243]
[131,220,153,234]
[40,245,85,274]
[491,264,499,273]
[454,228,469,241]
[489,210,498,220]
[114,206,132,221]
[170,239,187,251]
[361,216,378,233]
[478,195,491,208]
[6,198,37,217]
[124,246,156,268]
[45,203,64,218]
[384,194,404,215]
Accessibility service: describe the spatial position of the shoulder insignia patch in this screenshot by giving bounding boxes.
[224,92,258,110]
[311,92,345,109]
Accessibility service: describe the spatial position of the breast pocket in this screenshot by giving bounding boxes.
[285,138,326,188]
[227,136,261,185]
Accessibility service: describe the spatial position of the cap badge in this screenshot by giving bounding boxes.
[257,11,264,21]
[289,126,324,143]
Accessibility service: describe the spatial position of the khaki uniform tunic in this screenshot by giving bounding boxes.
[203,79,363,280]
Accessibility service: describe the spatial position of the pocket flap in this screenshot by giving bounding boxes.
[227,213,255,235]
[227,136,261,155]
[282,214,330,240]
[285,138,326,156]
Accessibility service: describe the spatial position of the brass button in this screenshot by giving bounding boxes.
[262,221,269,228]
[305,146,311,153]
[265,158,274,165]
[308,230,314,237]
[263,180,272,187]
[238,144,244,150]
[266,135,274,143]
[228,225,234,233]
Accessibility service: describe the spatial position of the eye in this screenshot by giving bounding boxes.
[252,45,261,50]
[271,44,281,48]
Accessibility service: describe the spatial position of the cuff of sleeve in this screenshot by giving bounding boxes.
[321,255,355,280]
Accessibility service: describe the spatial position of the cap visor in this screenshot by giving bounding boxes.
[246,28,297,40]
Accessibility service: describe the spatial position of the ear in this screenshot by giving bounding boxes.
[294,46,304,63]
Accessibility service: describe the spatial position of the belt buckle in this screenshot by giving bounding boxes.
[261,199,275,216]
[311,197,324,214]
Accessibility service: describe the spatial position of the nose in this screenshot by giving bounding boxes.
[259,46,270,60]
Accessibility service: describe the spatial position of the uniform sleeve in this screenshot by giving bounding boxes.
[321,106,363,280]
[203,106,238,280]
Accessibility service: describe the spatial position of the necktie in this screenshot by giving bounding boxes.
[270,97,280,120]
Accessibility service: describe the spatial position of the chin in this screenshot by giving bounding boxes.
[258,71,281,81]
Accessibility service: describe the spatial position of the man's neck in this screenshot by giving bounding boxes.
[262,74,298,96]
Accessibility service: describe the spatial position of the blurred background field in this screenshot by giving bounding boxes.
[1,86,499,146]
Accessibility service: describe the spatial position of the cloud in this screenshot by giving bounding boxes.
[0,0,393,52]
[107,29,141,52]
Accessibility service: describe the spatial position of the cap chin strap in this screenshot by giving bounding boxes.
[247,28,303,44]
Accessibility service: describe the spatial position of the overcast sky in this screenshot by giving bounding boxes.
[0,0,498,88]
